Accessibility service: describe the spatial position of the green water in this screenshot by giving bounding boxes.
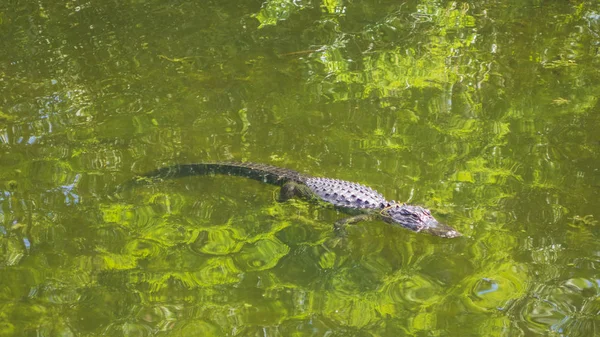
[1,0,599,336]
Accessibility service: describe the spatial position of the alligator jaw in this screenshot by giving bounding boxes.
[419,219,462,238]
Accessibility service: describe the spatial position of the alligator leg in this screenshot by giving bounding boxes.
[279,182,316,202]
[334,214,375,231]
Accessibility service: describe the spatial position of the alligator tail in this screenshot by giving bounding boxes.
[137,162,306,186]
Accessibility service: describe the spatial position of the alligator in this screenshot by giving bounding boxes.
[137,162,461,238]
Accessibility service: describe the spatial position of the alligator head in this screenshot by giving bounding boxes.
[380,203,461,238]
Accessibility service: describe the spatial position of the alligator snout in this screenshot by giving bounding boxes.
[382,204,461,238]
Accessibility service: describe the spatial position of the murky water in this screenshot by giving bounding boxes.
[1,1,599,336]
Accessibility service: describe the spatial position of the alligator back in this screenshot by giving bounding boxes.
[139,162,306,186]
[304,177,388,210]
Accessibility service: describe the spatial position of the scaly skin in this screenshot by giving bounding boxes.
[138,162,461,238]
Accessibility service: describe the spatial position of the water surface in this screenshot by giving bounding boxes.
[1,1,599,336]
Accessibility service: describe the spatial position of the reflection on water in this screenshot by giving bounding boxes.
[0,0,599,336]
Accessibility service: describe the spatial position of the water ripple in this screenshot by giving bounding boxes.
[233,237,290,271]
[520,277,600,336]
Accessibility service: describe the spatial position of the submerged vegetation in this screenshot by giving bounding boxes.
[0,0,599,336]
